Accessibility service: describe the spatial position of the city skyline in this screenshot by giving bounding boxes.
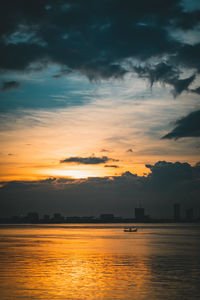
[1,203,198,223]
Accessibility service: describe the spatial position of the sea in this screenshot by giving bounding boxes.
[0,223,200,300]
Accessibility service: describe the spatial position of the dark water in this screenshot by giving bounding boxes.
[0,223,200,299]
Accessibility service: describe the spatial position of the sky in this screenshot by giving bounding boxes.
[0,0,200,218]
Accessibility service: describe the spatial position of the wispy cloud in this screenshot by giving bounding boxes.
[104,165,119,168]
[100,149,110,153]
[1,81,20,91]
[127,148,133,153]
[60,156,118,165]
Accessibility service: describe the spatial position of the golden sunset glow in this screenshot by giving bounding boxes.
[40,169,102,179]
[0,226,152,299]
[1,88,199,183]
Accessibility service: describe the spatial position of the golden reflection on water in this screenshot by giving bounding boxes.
[0,224,200,299]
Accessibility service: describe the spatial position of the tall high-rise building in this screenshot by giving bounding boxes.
[174,203,181,221]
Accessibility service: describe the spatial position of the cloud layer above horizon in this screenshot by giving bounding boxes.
[1,160,200,218]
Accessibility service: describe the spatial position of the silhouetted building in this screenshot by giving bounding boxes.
[135,208,145,220]
[11,215,21,223]
[26,212,39,223]
[66,216,95,223]
[186,208,194,221]
[43,214,50,221]
[53,213,64,223]
[100,214,114,221]
[174,203,181,221]
[134,207,150,221]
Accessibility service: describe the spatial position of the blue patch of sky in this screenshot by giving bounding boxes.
[0,63,175,113]
[0,66,97,112]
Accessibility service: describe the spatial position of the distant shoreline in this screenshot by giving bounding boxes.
[1,219,200,224]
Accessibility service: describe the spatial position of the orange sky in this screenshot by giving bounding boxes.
[1,75,199,181]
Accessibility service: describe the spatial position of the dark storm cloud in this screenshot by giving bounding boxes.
[170,74,196,97]
[134,63,179,87]
[173,43,200,72]
[134,63,196,96]
[0,0,200,92]
[60,156,118,165]
[162,109,200,139]
[145,161,195,183]
[174,10,200,29]
[1,81,21,91]
[1,161,200,218]
[190,86,200,94]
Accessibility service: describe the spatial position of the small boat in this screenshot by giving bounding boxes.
[124,226,137,232]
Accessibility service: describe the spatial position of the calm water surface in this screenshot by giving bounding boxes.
[0,223,200,299]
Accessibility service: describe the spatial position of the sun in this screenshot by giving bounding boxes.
[52,170,96,178]
[37,163,121,179]
[39,169,100,179]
